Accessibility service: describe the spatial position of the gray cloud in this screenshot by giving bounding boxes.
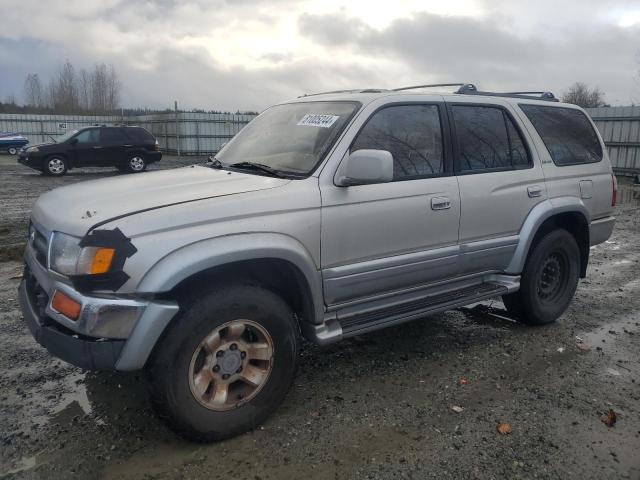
[298,11,640,104]
[1,1,639,110]
[298,12,373,46]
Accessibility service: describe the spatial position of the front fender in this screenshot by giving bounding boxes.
[136,232,325,323]
[505,197,590,274]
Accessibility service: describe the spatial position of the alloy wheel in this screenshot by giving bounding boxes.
[188,319,274,411]
[129,156,145,171]
[48,158,65,175]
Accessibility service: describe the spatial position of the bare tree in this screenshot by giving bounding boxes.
[106,64,121,111]
[562,82,607,108]
[45,77,57,109]
[91,63,108,112]
[78,69,91,111]
[4,93,16,105]
[23,73,44,107]
[54,60,79,112]
[21,61,122,113]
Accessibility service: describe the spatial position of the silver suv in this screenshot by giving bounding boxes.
[19,83,616,441]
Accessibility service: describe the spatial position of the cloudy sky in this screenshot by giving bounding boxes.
[1,0,639,111]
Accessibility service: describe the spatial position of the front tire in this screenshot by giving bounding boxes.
[149,285,299,442]
[8,147,17,155]
[43,156,68,176]
[503,229,580,325]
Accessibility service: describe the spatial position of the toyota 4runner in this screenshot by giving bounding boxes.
[19,83,616,441]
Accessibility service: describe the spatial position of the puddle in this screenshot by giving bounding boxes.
[611,259,632,266]
[0,455,36,477]
[594,239,620,251]
[580,311,640,354]
[31,371,92,427]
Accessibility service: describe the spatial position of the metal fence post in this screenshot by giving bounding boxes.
[195,118,200,156]
[174,100,180,156]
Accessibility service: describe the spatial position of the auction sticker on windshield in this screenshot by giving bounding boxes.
[297,114,340,128]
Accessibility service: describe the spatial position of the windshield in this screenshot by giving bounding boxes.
[216,101,360,175]
[57,129,79,143]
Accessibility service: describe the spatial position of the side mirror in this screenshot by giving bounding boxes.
[69,138,78,145]
[335,149,394,186]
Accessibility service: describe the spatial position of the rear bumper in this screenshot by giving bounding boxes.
[589,216,616,246]
[146,151,162,163]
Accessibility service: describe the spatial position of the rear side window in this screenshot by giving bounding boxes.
[351,104,444,180]
[100,128,126,143]
[124,127,155,144]
[519,105,602,166]
[451,105,531,173]
[75,129,99,143]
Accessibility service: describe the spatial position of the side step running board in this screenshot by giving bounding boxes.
[338,282,508,337]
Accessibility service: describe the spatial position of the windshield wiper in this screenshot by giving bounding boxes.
[228,161,287,178]
[207,155,224,169]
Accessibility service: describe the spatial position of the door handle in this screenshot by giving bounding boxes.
[123,144,133,147]
[527,185,543,198]
[431,196,451,211]
[93,146,103,149]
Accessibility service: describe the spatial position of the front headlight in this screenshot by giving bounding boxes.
[26,146,39,153]
[50,232,115,276]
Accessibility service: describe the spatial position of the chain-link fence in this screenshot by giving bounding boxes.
[3,108,640,172]
[586,106,640,175]
[0,112,257,155]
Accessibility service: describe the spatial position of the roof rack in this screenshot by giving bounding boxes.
[298,88,390,98]
[298,83,559,102]
[392,83,468,92]
[298,89,366,98]
[455,84,558,102]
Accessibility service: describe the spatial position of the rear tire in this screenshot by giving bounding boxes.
[503,229,580,325]
[125,155,146,173]
[149,285,299,442]
[8,147,17,155]
[43,156,68,176]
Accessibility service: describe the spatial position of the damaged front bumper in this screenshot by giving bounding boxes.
[19,241,178,371]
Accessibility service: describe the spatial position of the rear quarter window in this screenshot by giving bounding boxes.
[519,104,602,166]
[124,127,155,144]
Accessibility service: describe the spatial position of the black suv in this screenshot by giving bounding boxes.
[18,125,162,176]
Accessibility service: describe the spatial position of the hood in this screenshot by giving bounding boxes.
[32,165,290,236]
[25,141,56,150]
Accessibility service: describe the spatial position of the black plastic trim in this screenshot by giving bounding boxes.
[71,227,137,292]
[339,282,508,334]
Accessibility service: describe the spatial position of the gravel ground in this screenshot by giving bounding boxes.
[0,154,202,260]
[0,155,639,479]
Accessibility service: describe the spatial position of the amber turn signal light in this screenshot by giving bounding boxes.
[51,290,81,320]
[90,248,115,274]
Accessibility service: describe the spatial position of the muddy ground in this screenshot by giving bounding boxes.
[0,155,639,479]
[0,155,200,261]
